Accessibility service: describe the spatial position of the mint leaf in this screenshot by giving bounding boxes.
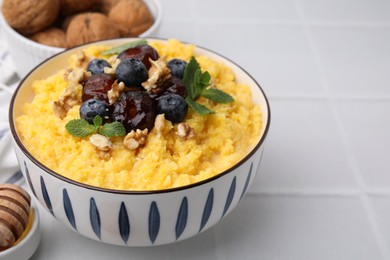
[198,71,211,91]
[186,97,215,115]
[99,122,126,137]
[183,57,201,99]
[65,119,97,137]
[93,115,103,127]
[201,88,234,103]
[183,56,235,115]
[101,39,148,55]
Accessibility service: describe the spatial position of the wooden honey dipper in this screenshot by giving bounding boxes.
[0,184,31,251]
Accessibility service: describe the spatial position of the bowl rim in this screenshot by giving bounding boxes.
[9,37,271,195]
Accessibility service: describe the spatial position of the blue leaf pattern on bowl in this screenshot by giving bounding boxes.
[63,188,77,230]
[40,176,54,216]
[175,197,188,240]
[5,170,23,184]
[0,128,8,140]
[221,176,236,219]
[148,201,160,244]
[199,188,214,232]
[90,198,101,240]
[240,162,253,201]
[118,202,130,244]
[24,161,36,197]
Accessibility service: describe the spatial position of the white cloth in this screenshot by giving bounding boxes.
[0,25,22,184]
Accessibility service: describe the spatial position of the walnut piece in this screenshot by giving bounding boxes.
[107,81,125,105]
[30,27,68,48]
[66,12,120,48]
[108,0,154,37]
[142,58,171,91]
[53,86,80,119]
[53,68,89,118]
[154,114,166,137]
[123,129,148,150]
[74,51,89,68]
[89,134,114,151]
[67,68,91,85]
[176,123,195,139]
[103,58,121,75]
[2,0,60,35]
[98,150,111,160]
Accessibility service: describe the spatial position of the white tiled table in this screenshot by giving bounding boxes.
[1,0,390,259]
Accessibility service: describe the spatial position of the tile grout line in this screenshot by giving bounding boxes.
[250,189,390,197]
[293,0,390,258]
[180,18,390,28]
[268,95,390,101]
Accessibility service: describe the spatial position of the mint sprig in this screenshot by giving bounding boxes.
[65,119,97,137]
[183,57,234,115]
[185,97,215,115]
[101,39,148,55]
[66,115,126,138]
[99,122,126,137]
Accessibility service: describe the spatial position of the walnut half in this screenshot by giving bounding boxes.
[89,134,114,151]
[89,134,114,160]
[107,81,125,105]
[142,58,171,91]
[176,123,195,140]
[123,129,148,150]
[53,86,80,119]
[53,68,90,119]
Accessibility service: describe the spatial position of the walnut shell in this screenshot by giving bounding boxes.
[60,0,95,15]
[93,0,122,14]
[30,27,68,48]
[108,0,154,37]
[66,12,120,47]
[1,0,60,35]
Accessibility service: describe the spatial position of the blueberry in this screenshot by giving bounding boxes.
[167,59,187,79]
[87,59,111,75]
[116,58,148,87]
[80,99,110,124]
[157,93,188,124]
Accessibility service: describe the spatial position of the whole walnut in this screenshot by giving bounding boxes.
[60,0,95,15]
[66,12,120,47]
[1,0,60,35]
[93,0,122,14]
[30,27,68,48]
[108,0,154,37]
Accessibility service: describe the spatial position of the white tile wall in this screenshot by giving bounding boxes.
[1,0,389,259]
[310,27,390,98]
[336,100,390,190]
[214,195,383,260]
[300,0,390,22]
[252,99,358,192]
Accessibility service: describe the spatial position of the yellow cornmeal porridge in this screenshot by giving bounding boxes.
[16,39,262,191]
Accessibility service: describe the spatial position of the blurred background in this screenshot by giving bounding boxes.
[1,0,390,259]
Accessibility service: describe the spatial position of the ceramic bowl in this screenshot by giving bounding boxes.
[9,38,270,246]
[0,199,41,259]
[0,0,162,78]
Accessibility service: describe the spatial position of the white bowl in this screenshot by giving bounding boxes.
[0,0,162,78]
[9,38,270,246]
[0,199,41,260]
